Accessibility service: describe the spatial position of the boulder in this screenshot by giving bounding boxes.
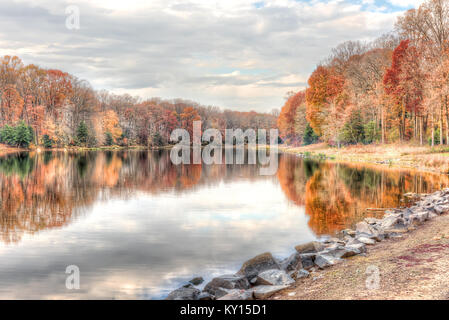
[341,229,356,237]
[279,252,303,272]
[408,211,429,225]
[320,245,346,259]
[189,277,204,286]
[364,217,381,225]
[295,269,310,279]
[237,252,280,280]
[356,237,375,245]
[314,253,338,269]
[198,292,214,300]
[342,243,366,257]
[203,274,250,298]
[256,269,295,286]
[299,253,315,270]
[166,284,200,300]
[323,237,345,245]
[379,215,406,230]
[252,285,289,299]
[356,221,378,236]
[295,241,324,254]
[433,205,445,215]
[217,289,253,300]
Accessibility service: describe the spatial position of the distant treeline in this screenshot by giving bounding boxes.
[0,57,277,148]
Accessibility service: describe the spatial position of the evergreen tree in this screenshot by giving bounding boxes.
[105,132,113,146]
[0,125,15,145]
[151,132,164,147]
[76,121,89,146]
[303,123,318,145]
[341,109,365,144]
[14,121,33,148]
[42,134,53,148]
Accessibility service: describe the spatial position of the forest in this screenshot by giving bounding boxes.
[278,0,449,147]
[0,58,277,148]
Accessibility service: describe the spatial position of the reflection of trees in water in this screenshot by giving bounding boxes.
[3,150,448,244]
[0,150,267,244]
[277,156,449,235]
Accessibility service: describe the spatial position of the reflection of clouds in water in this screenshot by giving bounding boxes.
[0,179,314,299]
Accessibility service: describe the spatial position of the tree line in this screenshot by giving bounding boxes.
[278,0,449,147]
[0,56,277,148]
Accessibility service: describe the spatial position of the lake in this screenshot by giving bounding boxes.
[0,149,447,299]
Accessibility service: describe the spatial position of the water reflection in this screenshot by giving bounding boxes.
[0,150,448,299]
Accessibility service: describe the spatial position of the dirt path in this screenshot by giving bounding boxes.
[271,213,449,300]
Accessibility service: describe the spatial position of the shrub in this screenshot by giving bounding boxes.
[76,121,89,146]
[42,134,53,148]
[0,121,33,148]
[105,132,113,146]
[303,124,318,145]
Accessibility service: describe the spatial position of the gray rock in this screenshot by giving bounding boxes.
[433,205,445,215]
[356,237,376,245]
[323,237,345,244]
[342,243,366,257]
[364,217,381,225]
[342,229,356,237]
[295,241,324,254]
[166,284,200,300]
[189,277,204,286]
[256,269,295,286]
[314,253,338,269]
[198,292,214,300]
[237,252,280,280]
[356,221,376,234]
[299,253,315,270]
[217,289,253,300]
[321,245,346,259]
[279,252,303,272]
[296,269,310,279]
[408,211,428,225]
[252,285,289,299]
[211,287,231,299]
[203,274,250,298]
[355,222,384,241]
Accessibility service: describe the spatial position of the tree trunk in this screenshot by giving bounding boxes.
[445,95,449,146]
[381,106,385,144]
[420,116,423,146]
[440,102,444,145]
[432,114,435,147]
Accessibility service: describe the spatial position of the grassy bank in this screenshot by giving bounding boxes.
[280,143,449,174]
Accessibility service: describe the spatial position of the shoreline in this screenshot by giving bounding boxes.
[277,143,449,175]
[166,189,449,300]
[271,191,449,300]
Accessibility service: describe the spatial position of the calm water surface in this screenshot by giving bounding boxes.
[0,150,448,299]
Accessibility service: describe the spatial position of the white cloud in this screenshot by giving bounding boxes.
[387,0,425,8]
[0,0,414,112]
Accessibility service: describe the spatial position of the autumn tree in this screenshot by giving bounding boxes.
[0,85,23,126]
[180,106,201,138]
[278,91,306,144]
[102,109,122,144]
[383,40,424,142]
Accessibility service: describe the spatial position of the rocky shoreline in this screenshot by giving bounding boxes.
[165,189,449,300]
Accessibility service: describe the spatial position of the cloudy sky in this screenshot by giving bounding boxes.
[0,0,424,112]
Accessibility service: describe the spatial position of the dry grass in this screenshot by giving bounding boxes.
[281,143,449,174]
